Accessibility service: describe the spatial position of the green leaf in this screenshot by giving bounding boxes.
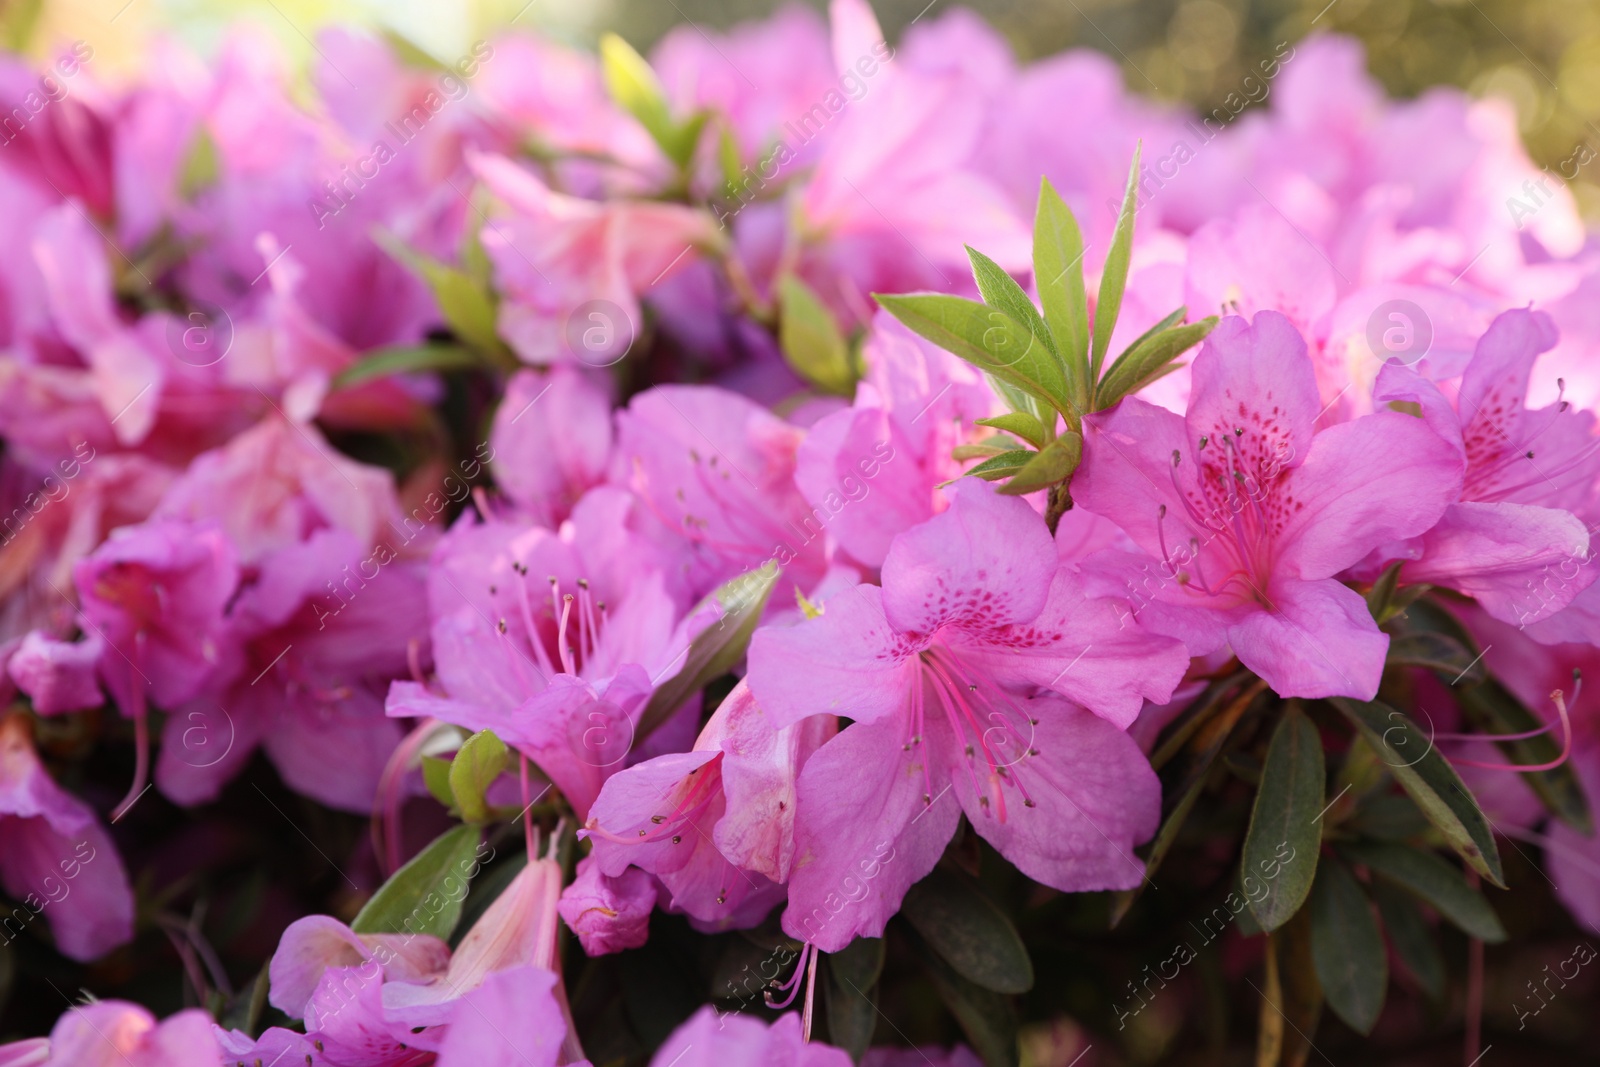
[1364,560,1404,623]
[599,33,703,167]
[1345,793,1429,842]
[1033,177,1090,405]
[974,412,1049,450]
[1091,144,1143,382]
[778,274,856,396]
[901,867,1033,994]
[178,128,219,200]
[636,563,778,740]
[1340,841,1506,942]
[966,244,1057,360]
[1113,304,1187,362]
[960,450,1036,483]
[1385,631,1483,684]
[1369,879,1446,1002]
[909,925,1019,1067]
[1243,707,1325,932]
[824,937,886,1061]
[332,344,483,389]
[352,824,481,939]
[422,755,455,809]
[875,293,1077,420]
[1310,856,1388,1035]
[1097,317,1216,409]
[449,729,509,824]
[1332,699,1505,887]
[375,232,506,359]
[995,432,1080,496]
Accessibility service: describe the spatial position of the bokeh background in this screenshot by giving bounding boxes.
[6,0,1600,220]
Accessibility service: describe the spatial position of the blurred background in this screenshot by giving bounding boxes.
[5,0,1600,218]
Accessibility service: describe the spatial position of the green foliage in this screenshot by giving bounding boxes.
[1243,707,1324,932]
[351,824,482,940]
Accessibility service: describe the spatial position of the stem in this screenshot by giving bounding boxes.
[1045,479,1073,534]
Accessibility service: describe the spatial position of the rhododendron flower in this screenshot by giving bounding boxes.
[650,1006,851,1067]
[1076,311,1461,699]
[1375,309,1600,637]
[748,479,1181,949]
[557,854,656,955]
[491,366,614,528]
[0,711,133,961]
[37,1002,218,1066]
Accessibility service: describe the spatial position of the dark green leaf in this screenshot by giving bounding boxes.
[332,344,482,389]
[449,729,509,824]
[974,412,1049,450]
[1090,144,1142,382]
[352,824,481,939]
[1385,631,1483,684]
[910,925,1019,1067]
[636,563,778,740]
[1345,793,1429,842]
[901,867,1034,994]
[1097,317,1216,409]
[1033,177,1090,404]
[824,937,886,1062]
[778,274,856,396]
[1331,698,1505,887]
[1369,879,1446,1002]
[1244,707,1324,931]
[1310,856,1388,1035]
[995,433,1080,496]
[874,293,1078,420]
[1364,560,1404,623]
[1340,841,1506,942]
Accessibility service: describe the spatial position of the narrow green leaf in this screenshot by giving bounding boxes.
[875,293,1077,420]
[1310,856,1388,1035]
[1331,698,1505,887]
[974,412,1048,450]
[823,937,886,1061]
[449,729,509,824]
[1364,560,1404,623]
[352,824,481,939]
[995,433,1080,496]
[966,244,1057,359]
[636,563,778,740]
[1385,631,1483,685]
[1033,177,1090,406]
[901,867,1034,994]
[1114,304,1187,362]
[778,274,856,396]
[1369,879,1446,1002]
[1097,317,1216,409]
[599,33,700,166]
[375,232,506,359]
[332,344,482,389]
[178,128,219,199]
[1091,144,1143,382]
[1345,794,1429,842]
[959,449,1036,483]
[1340,841,1506,942]
[909,925,1020,1067]
[422,755,455,810]
[1243,707,1325,931]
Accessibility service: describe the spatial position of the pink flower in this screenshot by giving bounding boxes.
[41,1002,218,1067]
[1076,311,1460,699]
[1374,308,1600,633]
[490,366,614,528]
[748,479,1183,949]
[557,854,656,955]
[650,1006,851,1067]
[0,712,133,961]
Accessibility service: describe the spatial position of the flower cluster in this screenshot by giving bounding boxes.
[3,1,1600,1064]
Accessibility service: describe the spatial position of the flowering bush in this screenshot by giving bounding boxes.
[2,1,1600,1064]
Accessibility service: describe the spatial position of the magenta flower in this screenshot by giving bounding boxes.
[491,366,615,528]
[0,712,133,962]
[557,855,656,956]
[41,1001,219,1067]
[650,1006,851,1067]
[1076,311,1461,699]
[747,479,1183,949]
[1375,309,1600,637]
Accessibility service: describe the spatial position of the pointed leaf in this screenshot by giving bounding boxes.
[1331,698,1505,887]
[1090,144,1142,381]
[959,450,1036,483]
[1340,841,1506,942]
[1310,856,1388,1035]
[909,926,1019,1067]
[1385,631,1483,684]
[449,729,510,824]
[824,937,885,1061]
[599,33,702,167]
[1033,177,1090,402]
[1115,304,1187,363]
[637,563,778,740]
[966,244,1057,359]
[1097,317,1216,409]
[1244,707,1325,931]
[1369,880,1446,1002]
[779,274,856,396]
[422,755,455,810]
[375,232,507,360]
[995,433,1080,495]
[352,824,481,939]
[902,867,1033,994]
[332,344,482,389]
[974,412,1049,450]
[875,293,1078,419]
